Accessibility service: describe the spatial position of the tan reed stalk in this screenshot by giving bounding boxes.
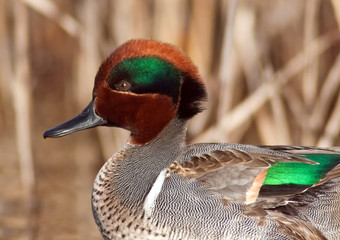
[301,0,320,145]
[194,30,340,143]
[21,0,80,37]
[74,1,105,238]
[311,54,340,138]
[331,0,340,30]
[13,1,35,239]
[216,0,239,126]
[186,0,216,137]
[317,92,340,147]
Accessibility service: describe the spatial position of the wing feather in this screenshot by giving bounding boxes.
[169,143,340,207]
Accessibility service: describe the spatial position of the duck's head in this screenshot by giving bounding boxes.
[44,39,207,144]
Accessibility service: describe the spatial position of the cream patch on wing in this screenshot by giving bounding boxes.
[246,169,268,204]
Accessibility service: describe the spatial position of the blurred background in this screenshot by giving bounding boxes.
[1,0,340,239]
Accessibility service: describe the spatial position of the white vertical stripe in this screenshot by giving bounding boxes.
[143,169,167,216]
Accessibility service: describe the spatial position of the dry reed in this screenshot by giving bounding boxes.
[0,1,339,239]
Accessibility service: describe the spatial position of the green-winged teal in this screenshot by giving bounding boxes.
[44,39,340,240]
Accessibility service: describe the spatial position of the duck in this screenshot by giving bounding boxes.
[44,39,340,240]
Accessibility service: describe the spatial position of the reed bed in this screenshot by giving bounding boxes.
[0,0,339,239]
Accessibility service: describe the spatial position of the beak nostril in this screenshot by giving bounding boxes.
[81,108,90,116]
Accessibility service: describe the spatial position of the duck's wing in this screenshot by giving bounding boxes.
[169,143,340,208]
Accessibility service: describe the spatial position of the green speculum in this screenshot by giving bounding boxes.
[264,154,340,185]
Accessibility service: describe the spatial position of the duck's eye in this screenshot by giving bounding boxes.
[115,80,131,91]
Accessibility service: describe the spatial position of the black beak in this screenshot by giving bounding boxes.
[43,99,107,138]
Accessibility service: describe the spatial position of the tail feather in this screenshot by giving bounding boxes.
[277,177,340,240]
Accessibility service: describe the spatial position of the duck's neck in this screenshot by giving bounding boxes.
[107,117,188,208]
